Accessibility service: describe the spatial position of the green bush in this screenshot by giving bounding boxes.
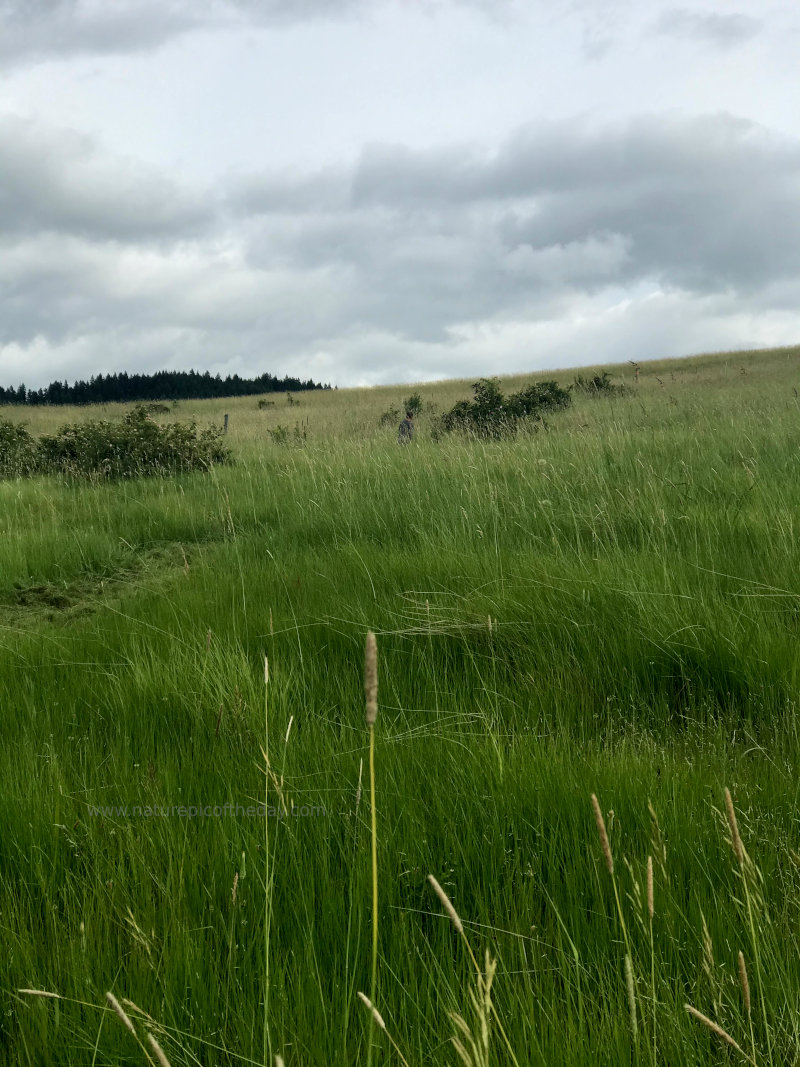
[573,371,625,396]
[379,392,428,428]
[34,406,229,479]
[378,403,402,428]
[436,377,572,439]
[404,391,423,417]
[0,419,38,477]
[267,421,308,445]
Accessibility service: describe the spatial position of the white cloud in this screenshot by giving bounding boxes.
[0,114,210,239]
[0,1,798,390]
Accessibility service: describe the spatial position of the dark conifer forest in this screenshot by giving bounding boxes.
[0,369,328,406]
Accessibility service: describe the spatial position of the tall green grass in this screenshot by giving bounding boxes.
[2,346,800,1064]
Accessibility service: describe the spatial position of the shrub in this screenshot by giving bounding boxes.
[267,421,308,446]
[378,404,402,428]
[379,393,427,428]
[436,377,571,439]
[268,424,290,445]
[143,402,171,414]
[573,371,625,397]
[0,419,38,477]
[258,399,275,410]
[505,380,574,418]
[404,391,423,417]
[35,406,229,479]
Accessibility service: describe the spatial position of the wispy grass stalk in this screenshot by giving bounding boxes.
[591,794,632,955]
[365,631,379,1067]
[427,874,520,1067]
[105,991,157,1066]
[357,992,412,1067]
[647,854,656,1064]
[264,654,272,1066]
[685,1004,755,1065]
[624,954,638,1040]
[739,950,756,1066]
[725,787,772,1067]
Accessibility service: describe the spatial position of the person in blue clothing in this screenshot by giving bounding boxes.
[397,410,414,444]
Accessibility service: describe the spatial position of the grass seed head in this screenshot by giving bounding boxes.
[364,631,378,726]
[591,794,614,875]
[355,756,363,816]
[624,954,638,1038]
[738,950,751,1016]
[122,998,153,1021]
[106,991,136,1036]
[427,874,464,936]
[647,855,654,920]
[18,989,60,999]
[724,787,745,866]
[147,1032,171,1067]
[358,991,386,1031]
[685,1004,746,1056]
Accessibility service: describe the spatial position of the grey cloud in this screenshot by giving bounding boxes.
[228,169,350,215]
[237,113,800,312]
[0,0,206,62]
[653,8,762,47]
[4,111,800,389]
[0,0,505,64]
[349,113,789,205]
[0,0,367,64]
[490,116,800,293]
[0,223,351,356]
[0,115,212,240]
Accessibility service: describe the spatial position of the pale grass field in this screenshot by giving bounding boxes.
[6,343,798,443]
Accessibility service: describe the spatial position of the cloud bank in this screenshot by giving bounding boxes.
[1,107,799,388]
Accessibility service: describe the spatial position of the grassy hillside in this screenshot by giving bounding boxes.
[2,344,800,1065]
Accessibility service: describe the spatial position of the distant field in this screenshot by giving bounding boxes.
[2,344,800,1066]
[4,343,800,442]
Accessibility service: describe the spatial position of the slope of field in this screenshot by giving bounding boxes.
[2,345,800,1065]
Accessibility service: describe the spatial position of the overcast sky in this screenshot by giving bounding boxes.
[1,0,798,389]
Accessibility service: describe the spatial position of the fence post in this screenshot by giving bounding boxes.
[224,413,229,434]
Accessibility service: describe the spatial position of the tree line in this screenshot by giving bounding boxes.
[0,369,329,406]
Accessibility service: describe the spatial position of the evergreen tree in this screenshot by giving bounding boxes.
[0,368,328,405]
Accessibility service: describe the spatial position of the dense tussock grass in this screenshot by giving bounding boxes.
[2,345,800,1063]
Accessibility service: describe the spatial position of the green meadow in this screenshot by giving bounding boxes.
[3,345,800,1066]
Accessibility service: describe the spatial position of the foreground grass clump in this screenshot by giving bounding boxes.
[2,344,800,1064]
[0,404,229,480]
